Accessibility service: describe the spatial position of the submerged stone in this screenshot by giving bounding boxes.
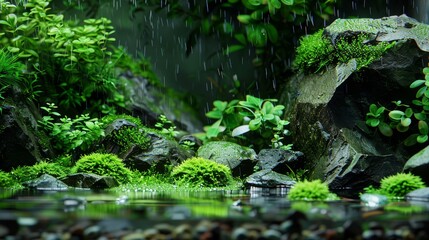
[22,174,68,191]
[246,169,296,188]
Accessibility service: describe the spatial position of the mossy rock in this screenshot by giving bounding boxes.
[72,153,133,184]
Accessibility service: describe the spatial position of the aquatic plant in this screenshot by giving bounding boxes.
[0,0,124,115]
[203,95,292,151]
[293,31,395,74]
[72,153,133,184]
[379,173,426,198]
[0,170,15,188]
[287,180,337,201]
[11,161,70,183]
[171,157,233,188]
[366,67,429,146]
[155,114,179,139]
[38,103,105,154]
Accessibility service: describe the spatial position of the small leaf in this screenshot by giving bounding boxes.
[378,122,393,137]
[405,108,413,118]
[280,0,294,4]
[417,134,428,143]
[396,124,409,132]
[410,80,425,88]
[234,33,247,45]
[249,118,262,130]
[264,24,278,43]
[423,67,429,75]
[416,86,427,98]
[225,45,245,55]
[418,120,429,135]
[366,118,379,127]
[206,110,222,119]
[414,112,426,121]
[400,117,411,127]
[237,15,252,24]
[388,110,405,121]
[232,125,250,136]
[404,134,418,146]
[213,100,228,111]
[248,0,262,5]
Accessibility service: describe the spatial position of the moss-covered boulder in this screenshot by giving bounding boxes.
[280,15,429,193]
[197,141,258,177]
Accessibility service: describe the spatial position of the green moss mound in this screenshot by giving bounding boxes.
[11,161,70,183]
[380,173,426,197]
[0,170,14,188]
[171,157,233,188]
[288,180,336,201]
[72,153,133,184]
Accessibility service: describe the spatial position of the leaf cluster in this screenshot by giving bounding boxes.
[38,102,105,153]
[0,0,124,115]
[71,153,133,184]
[10,160,70,183]
[203,95,292,151]
[155,114,179,139]
[293,30,395,74]
[171,157,233,188]
[366,67,429,146]
[0,170,15,188]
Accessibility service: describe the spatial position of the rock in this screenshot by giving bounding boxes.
[0,89,53,172]
[121,71,203,133]
[125,132,191,172]
[360,193,389,208]
[246,169,296,188]
[22,174,68,190]
[406,187,429,201]
[280,15,429,191]
[101,119,143,159]
[403,146,429,184]
[257,149,303,173]
[197,141,258,177]
[62,173,119,189]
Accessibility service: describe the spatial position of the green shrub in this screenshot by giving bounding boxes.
[11,161,70,183]
[72,153,133,184]
[171,157,233,188]
[380,173,426,197]
[0,170,15,188]
[288,180,337,201]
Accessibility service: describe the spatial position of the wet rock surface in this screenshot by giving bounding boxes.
[22,174,68,190]
[62,173,119,189]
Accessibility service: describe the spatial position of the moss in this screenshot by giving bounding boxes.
[11,161,70,183]
[0,170,15,188]
[72,153,133,184]
[171,157,233,188]
[293,30,395,74]
[380,173,426,198]
[101,114,145,128]
[287,180,338,201]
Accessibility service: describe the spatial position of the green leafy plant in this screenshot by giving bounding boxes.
[366,67,429,146]
[171,157,233,188]
[0,170,15,188]
[155,114,179,138]
[0,0,124,115]
[38,102,105,153]
[203,95,292,151]
[71,153,133,184]
[288,179,338,201]
[10,161,70,183]
[293,31,395,74]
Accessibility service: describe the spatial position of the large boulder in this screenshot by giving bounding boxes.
[120,72,203,133]
[0,89,53,171]
[197,141,258,177]
[403,146,429,184]
[280,15,429,191]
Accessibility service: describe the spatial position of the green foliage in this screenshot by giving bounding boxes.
[366,67,429,146]
[293,31,395,74]
[72,153,133,184]
[379,173,426,198]
[0,48,24,89]
[0,0,124,115]
[11,161,70,183]
[171,157,233,188]
[288,180,337,201]
[38,102,105,153]
[155,114,179,138]
[105,126,150,155]
[0,170,15,188]
[101,114,144,128]
[203,95,292,151]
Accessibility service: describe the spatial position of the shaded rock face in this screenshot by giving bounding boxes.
[197,141,258,177]
[125,132,192,172]
[281,15,429,191]
[121,72,203,133]
[257,149,303,173]
[403,146,429,184]
[246,169,296,188]
[62,173,119,189]
[22,174,68,190]
[0,90,53,171]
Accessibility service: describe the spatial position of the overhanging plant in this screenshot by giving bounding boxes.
[202,95,292,151]
[366,67,429,146]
